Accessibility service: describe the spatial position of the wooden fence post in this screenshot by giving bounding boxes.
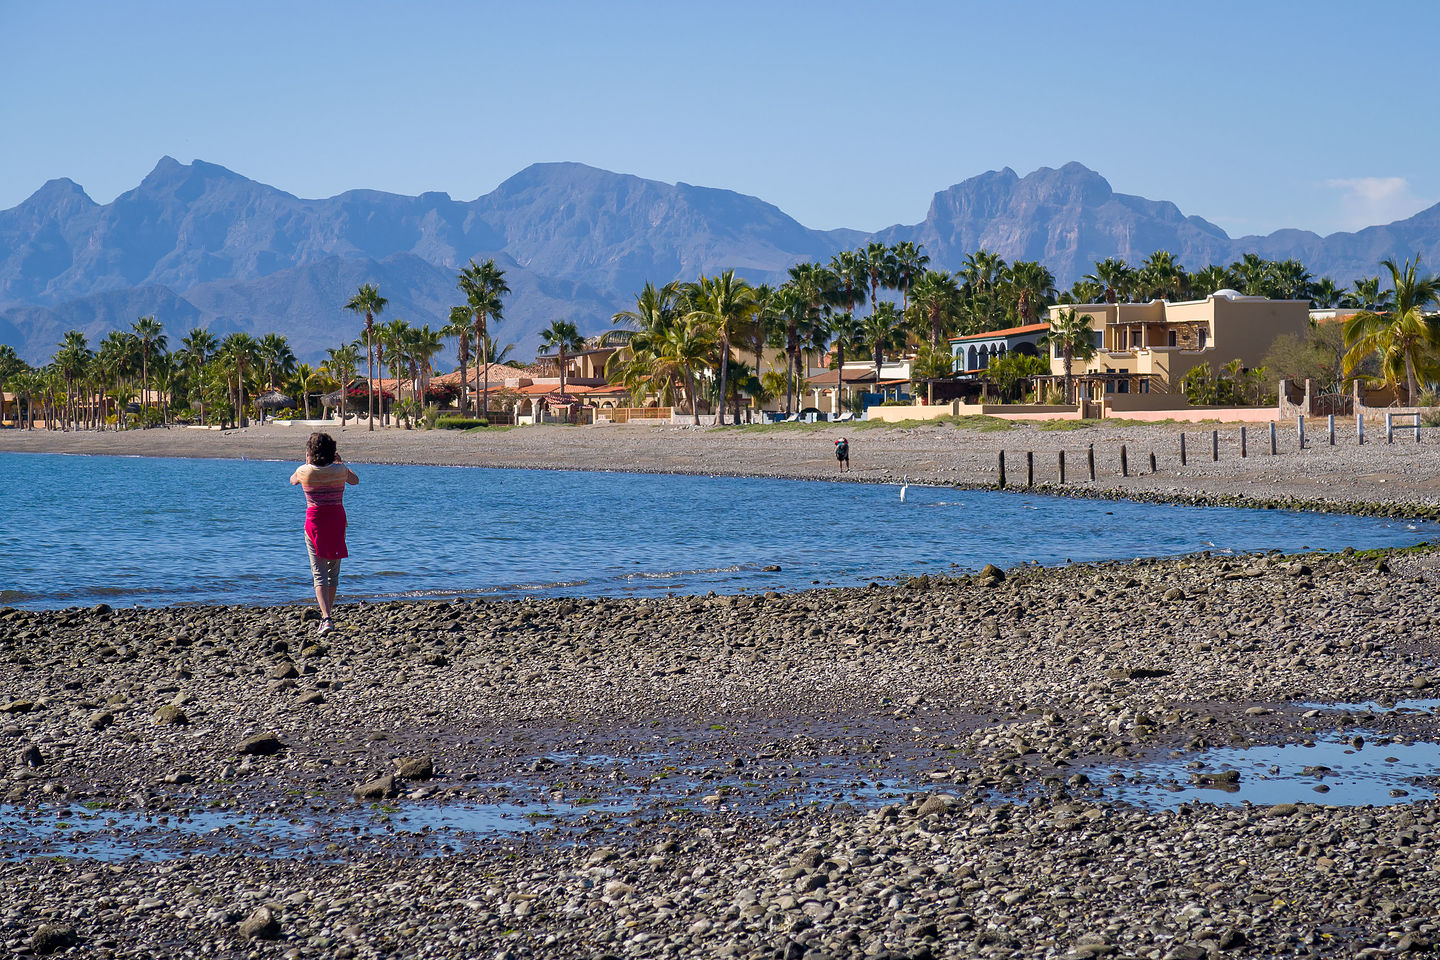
[1149,451,1157,474]
[997,450,1006,489]
[1180,433,1187,465]
[1240,426,1247,458]
[1269,421,1277,455]
[1058,450,1065,485]
[1120,445,1129,477]
[1026,450,1034,488]
[1386,413,1394,444]
[1211,430,1219,461]
[1416,417,1422,443]
[1087,444,1095,482]
[1298,415,1305,449]
[1328,414,1335,446]
[1358,413,1364,445]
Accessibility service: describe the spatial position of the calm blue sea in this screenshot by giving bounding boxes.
[0,452,1433,610]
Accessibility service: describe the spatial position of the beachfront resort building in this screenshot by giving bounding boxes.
[948,322,1050,374]
[1043,290,1309,401]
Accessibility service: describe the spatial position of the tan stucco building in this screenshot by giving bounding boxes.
[1045,289,1309,400]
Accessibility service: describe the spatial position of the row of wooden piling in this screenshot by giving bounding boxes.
[996,413,1425,488]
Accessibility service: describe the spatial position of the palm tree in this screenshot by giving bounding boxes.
[741,283,780,384]
[1190,264,1237,298]
[343,284,386,430]
[782,263,836,416]
[962,249,1007,295]
[98,331,139,429]
[891,241,930,313]
[1085,258,1133,304]
[180,328,218,426]
[653,317,717,424]
[907,269,962,348]
[444,306,473,416]
[1060,279,1106,305]
[862,242,898,319]
[1310,277,1346,309]
[862,302,905,388]
[456,258,509,418]
[539,319,585,400]
[827,311,865,413]
[1346,276,1394,312]
[218,333,260,427]
[1139,251,1187,302]
[55,330,92,430]
[257,332,296,389]
[290,363,319,420]
[131,315,165,416]
[1047,308,1099,403]
[324,342,361,427]
[377,317,412,418]
[685,270,755,425]
[409,324,444,407]
[1004,261,1057,324]
[1342,255,1440,404]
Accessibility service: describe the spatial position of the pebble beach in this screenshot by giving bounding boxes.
[3,421,1440,958]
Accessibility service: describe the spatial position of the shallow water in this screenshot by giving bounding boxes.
[1098,732,1440,809]
[0,755,912,861]
[1298,699,1440,715]
[1,452,1435,610]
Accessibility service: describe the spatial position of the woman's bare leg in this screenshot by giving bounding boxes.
[313,581,332,620]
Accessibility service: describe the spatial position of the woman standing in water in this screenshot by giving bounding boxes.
[289,432,358,634]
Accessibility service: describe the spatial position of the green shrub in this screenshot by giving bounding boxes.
[436,416,489,430]
[422,403,440,429]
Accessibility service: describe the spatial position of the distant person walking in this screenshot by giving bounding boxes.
[289,432,358,634]
[834,436,850,473]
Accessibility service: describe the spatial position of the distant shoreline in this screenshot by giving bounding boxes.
[4,419,1440,519]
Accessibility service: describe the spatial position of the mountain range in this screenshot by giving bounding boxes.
[4,157,1440,365]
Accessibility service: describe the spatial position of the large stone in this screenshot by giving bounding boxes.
[238,906,281,940]
[0,700,34,714]
[236,734,286,756]
[395,756,434,781]
[979,564,1005,581]
[153,705,189,725]
[354,774,399,800]
[267,662,299,680]
[30,924,77,955]
[88,711,115,731]
[18,744,43,768]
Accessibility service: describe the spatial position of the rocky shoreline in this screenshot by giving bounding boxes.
[4,545,1440,957]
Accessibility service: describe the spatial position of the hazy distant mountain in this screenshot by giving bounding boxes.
[3,157,1440,364]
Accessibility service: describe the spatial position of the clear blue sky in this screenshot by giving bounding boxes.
[2,0,1436,237]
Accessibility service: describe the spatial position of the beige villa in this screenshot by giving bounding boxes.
[1044,289,1309,403]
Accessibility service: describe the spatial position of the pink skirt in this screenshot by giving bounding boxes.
[305,505,348,560]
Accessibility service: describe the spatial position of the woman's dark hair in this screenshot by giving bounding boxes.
[306,432,337,467]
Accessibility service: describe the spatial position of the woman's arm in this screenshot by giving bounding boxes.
[345,467,359,485]
[289,467,303,485]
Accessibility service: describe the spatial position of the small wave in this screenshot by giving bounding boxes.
[616,564,745,581]
[0,589,39,604]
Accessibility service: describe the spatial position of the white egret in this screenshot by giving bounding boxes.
[899,474,908,503]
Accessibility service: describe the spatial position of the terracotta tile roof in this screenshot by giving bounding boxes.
[949,322,1050,343]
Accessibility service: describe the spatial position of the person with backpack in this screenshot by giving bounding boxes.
[834,437,850,473]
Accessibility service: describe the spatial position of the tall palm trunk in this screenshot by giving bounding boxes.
[715,335,730,426]
[365,315,375,431]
